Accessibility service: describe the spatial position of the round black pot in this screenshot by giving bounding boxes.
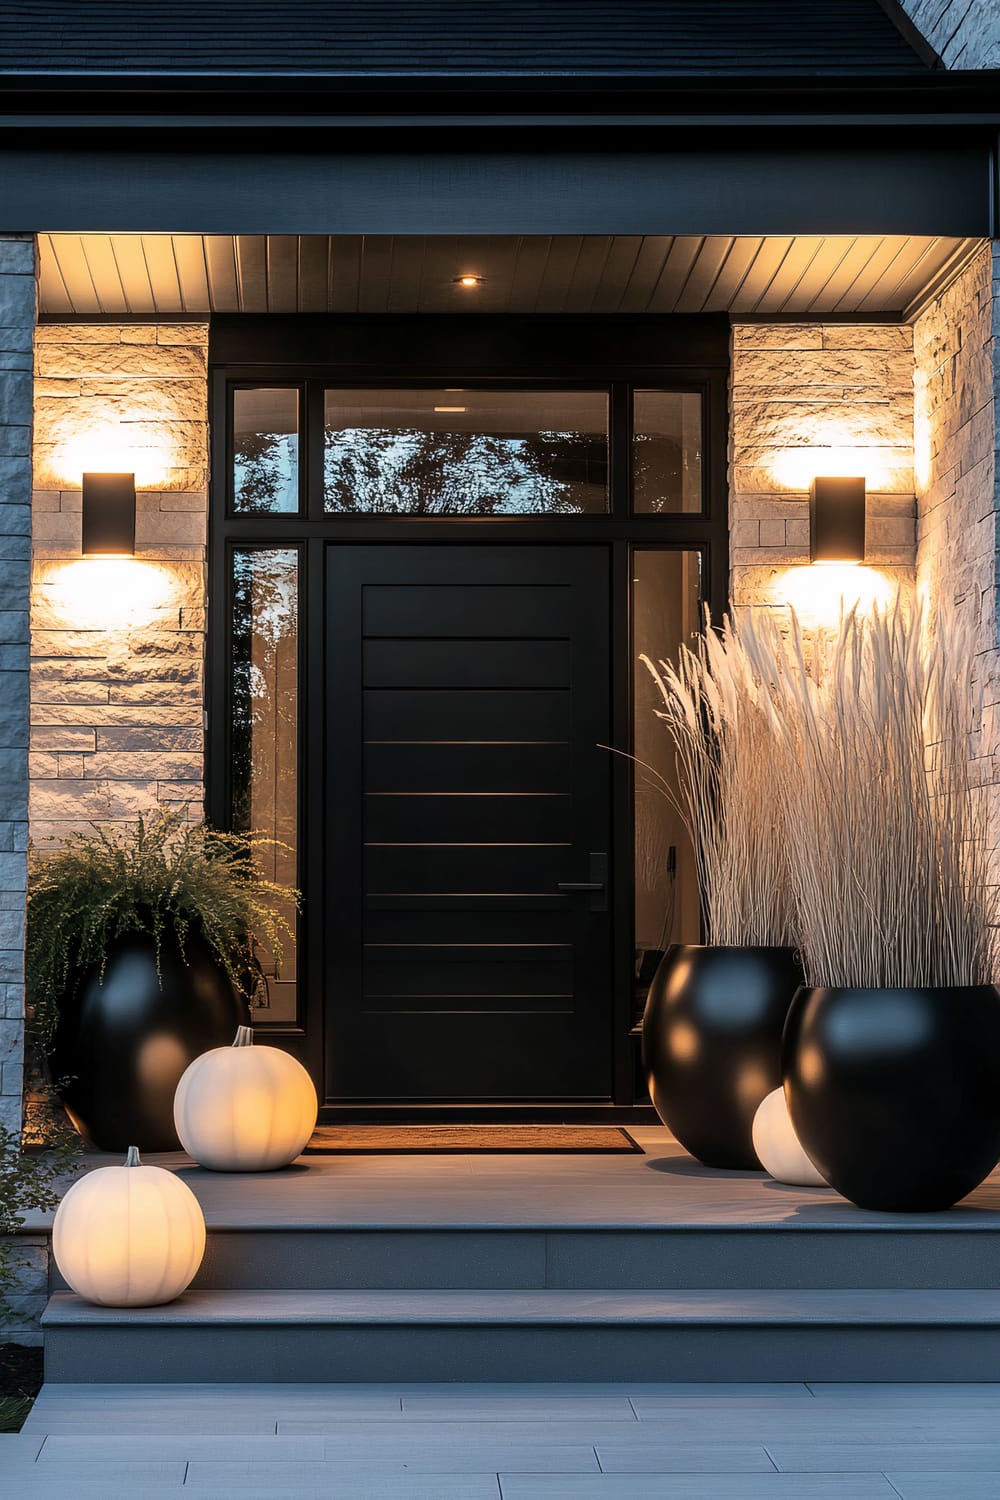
[642,943,804,1168]
[49,931,248,1152]
[784,985,1000,1212]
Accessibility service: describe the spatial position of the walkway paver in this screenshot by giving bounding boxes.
[9,1381,1000,1497]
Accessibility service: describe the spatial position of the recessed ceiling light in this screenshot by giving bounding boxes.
[434,406,467,413]
[454,275,484,288]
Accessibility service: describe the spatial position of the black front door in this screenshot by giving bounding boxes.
[326,544,612,1108]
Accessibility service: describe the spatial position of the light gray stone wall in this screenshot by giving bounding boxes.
[898,0,1000,68]
[30,324,209,845]
[729,323,917,613]
[0,235,34,1138]
[913,242,1000,855]
[4,1234,46,1347]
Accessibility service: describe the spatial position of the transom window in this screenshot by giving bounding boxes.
[229,383,704,517]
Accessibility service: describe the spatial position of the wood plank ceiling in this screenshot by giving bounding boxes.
[38,234,980,320]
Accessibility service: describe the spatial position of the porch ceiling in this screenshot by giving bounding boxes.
[37,232,980,322]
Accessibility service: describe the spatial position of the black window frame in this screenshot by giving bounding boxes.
[207,313,730,1117]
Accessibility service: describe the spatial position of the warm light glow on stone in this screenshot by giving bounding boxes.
[46,559,175,629]
[770,564,898,628]
[49,421,173,491]
[770,445,885,494]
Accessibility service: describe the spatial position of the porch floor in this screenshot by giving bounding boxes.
[35,1124,1000,1232]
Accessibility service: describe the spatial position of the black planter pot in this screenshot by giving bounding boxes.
[49,931,248,1152]
[642,943,804,1168]
[784,985,1000,1212]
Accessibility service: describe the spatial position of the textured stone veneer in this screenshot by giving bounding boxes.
[728,323,917,614]
[913,243,1000,856]
[0,235,34,1138]
[898,0,999,69]
[30,324,209,846]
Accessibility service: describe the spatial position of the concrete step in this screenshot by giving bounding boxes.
[42,1287,1000,1384]
[49,1221,1000,1294]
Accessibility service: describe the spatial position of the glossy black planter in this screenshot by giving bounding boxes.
[784,985,1000,1212]
[49,931,248,1152]
[642,944,804,1168]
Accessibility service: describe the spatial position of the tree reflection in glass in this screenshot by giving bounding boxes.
[323,390,608,515]
[231,549,299,1024]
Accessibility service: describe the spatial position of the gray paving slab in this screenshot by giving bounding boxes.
[769,1442,1000,1471]
[398,1395,636,1417]
[0,1432,44,1458]
[38,1434,328,1460]
[0,1484,185,1498]
[888,1475,1000,1499]
[185,1450,599,1480]
[498,1477,898,1498]
[182,1481,503,1499]
[809,1382,1000,1399]
[24,1418,285,1435]
[6,1458,188,1480]
[594,1442,777,1471]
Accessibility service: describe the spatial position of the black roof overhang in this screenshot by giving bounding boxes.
[1,72,997,237]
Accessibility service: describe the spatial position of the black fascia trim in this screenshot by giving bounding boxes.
[208,313,731,372]
[0,71,998,121]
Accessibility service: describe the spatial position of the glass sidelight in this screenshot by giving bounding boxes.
[230,547,300,1024]
[632,548,703,1002]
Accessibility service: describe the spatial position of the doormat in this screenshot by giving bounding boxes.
[303,1126,643,1155]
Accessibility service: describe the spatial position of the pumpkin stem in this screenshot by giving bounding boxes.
[233,1026,254,1048]
[124,1146,141,1168]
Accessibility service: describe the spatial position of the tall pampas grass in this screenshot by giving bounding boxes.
[641,613,796,948]
[742,600,998,989]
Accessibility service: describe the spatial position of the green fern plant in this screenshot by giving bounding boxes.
[26,809,298,1049]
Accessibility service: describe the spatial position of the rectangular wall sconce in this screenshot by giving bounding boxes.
[810,475,866,564]
[82,473,136,556]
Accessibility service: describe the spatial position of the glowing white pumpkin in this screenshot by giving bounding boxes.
[752,1087,829,1187]
[173,1026,317,1171]
[53,1146,205,1307]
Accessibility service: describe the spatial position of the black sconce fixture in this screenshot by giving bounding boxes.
[809,475,866,564]
[82,473,136,556]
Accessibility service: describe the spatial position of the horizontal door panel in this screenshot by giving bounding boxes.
[363,639,571,689]
[365,740,571,793]
[365,843,572,894]
[365,958,573,1000]
[362,995,574,1014]
[363,584,572,638]
[365,792,571,843]
[365,688,571,740]
[363,910,574,943]
[339,1013,610,1100]
[366,892,567,912]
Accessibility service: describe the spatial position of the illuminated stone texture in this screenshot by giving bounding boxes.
[728,321,918,614]
[0,233,34,1137]
[913,242,1000,869]
[30,323,209,846]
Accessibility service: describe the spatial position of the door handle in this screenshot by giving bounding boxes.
[557,853,608,912]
